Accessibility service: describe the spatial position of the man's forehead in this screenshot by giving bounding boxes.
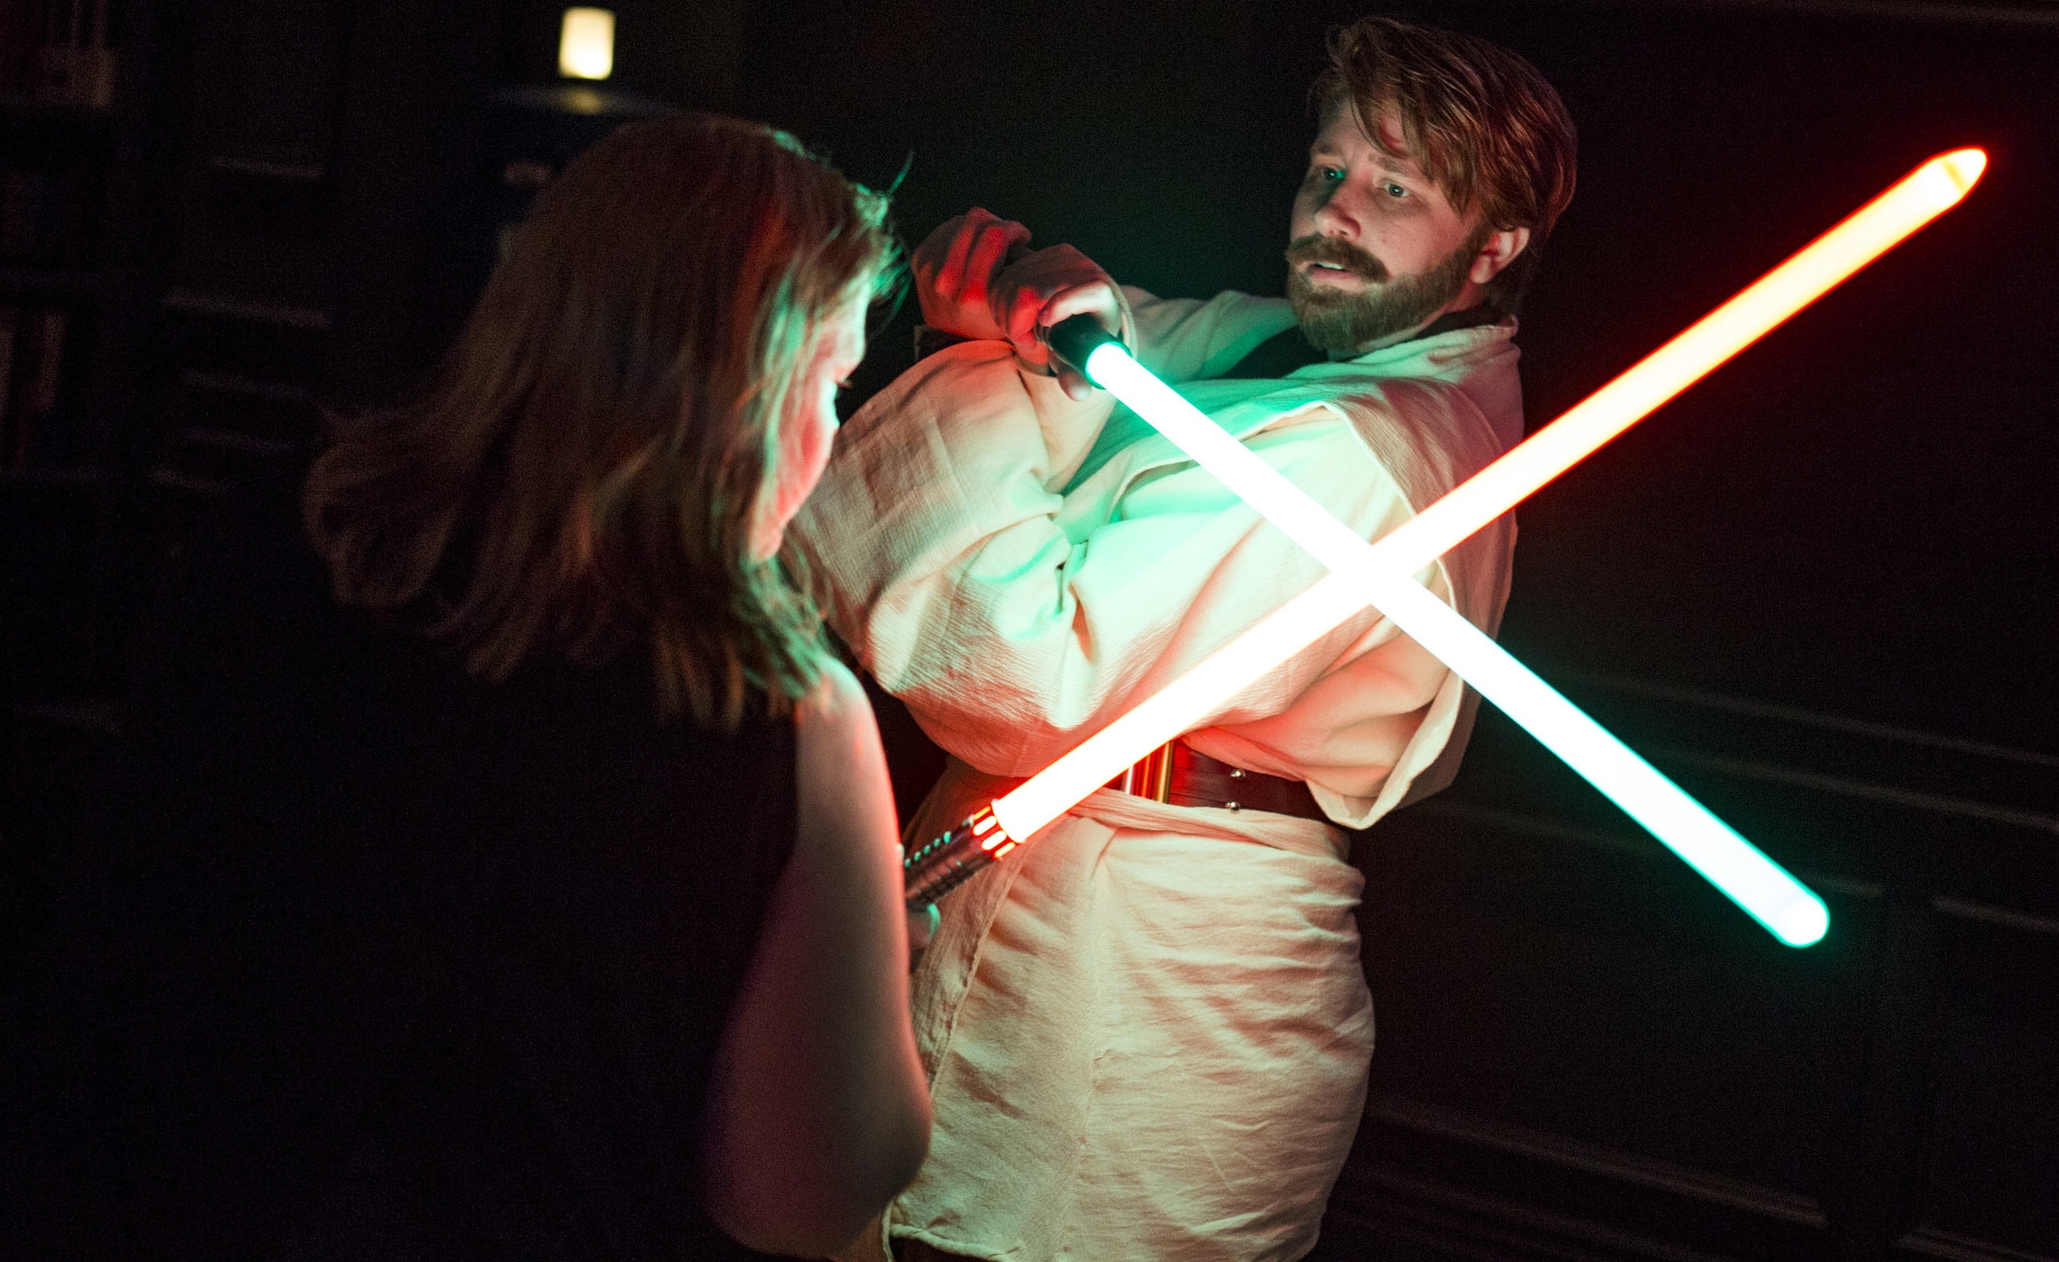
[1311,108,1425,175]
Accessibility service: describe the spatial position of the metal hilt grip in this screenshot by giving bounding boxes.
[903,806,1006,910]
[1040,313,1122,378]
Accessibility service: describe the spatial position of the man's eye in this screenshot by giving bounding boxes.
[1383,182,1408,198]
[1308,166,1343,184]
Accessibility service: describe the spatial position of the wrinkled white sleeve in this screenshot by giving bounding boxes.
[1124,287,1300,383]
[785,340,1443,784]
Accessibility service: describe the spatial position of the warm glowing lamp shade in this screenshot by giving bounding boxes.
[908,149,1986,948]
[559,7,615,80]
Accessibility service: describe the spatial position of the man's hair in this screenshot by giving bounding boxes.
[305,112,900,729]
[1311,16,1577,312]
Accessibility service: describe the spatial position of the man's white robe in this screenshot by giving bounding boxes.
[788,290,1524,1262]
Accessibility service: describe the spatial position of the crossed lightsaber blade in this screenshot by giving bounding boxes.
[903,149,1987,947]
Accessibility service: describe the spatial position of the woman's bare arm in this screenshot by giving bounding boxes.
[703,658,931,1257]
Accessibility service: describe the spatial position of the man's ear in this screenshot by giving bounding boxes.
[1468,226,1532,286]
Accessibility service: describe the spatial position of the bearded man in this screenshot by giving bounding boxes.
[788,17,1577,1262]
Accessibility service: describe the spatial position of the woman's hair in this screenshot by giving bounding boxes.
[305,112,899,728]
[1311,16,1577,313]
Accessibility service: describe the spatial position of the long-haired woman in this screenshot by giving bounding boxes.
[109,113,927,1261]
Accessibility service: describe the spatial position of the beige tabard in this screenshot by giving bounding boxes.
[788,290,1523,1262]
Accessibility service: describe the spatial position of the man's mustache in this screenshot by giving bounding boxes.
[1284,235,1388,283]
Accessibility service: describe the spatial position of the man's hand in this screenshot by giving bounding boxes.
[912,209,1126,400]
[991,243,1126,401]
[911,208,1030,343]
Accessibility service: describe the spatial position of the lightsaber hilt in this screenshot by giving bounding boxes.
[897,314,1111,915]
[904,805,1011,909]
[1041,313,1122,378]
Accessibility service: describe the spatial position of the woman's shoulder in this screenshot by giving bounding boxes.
[794,656,873,730]
[790,658,892,852]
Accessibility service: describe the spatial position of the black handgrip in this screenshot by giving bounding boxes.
[1041,313,1122,378]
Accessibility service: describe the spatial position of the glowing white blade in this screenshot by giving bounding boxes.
[1085,349,1378,576]
[991,575,1366,837]
[1345,576,1830,947]
[1379,148,1987,569]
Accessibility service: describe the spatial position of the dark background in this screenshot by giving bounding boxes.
[3,1,2054,1259]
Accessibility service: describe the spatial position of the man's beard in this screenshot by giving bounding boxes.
[1285,230,1485,353]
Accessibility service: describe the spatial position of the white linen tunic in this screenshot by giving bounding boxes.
[788,290,1524,1262]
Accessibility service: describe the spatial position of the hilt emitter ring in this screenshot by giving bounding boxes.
[1039,313,1122,379]
[904,805,1012,910]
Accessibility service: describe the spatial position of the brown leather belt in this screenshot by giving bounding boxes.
[1105,739,1328,822]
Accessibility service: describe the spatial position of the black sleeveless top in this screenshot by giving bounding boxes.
[100,575,801,1261]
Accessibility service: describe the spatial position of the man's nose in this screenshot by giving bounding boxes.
[1309,188,1361,240]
